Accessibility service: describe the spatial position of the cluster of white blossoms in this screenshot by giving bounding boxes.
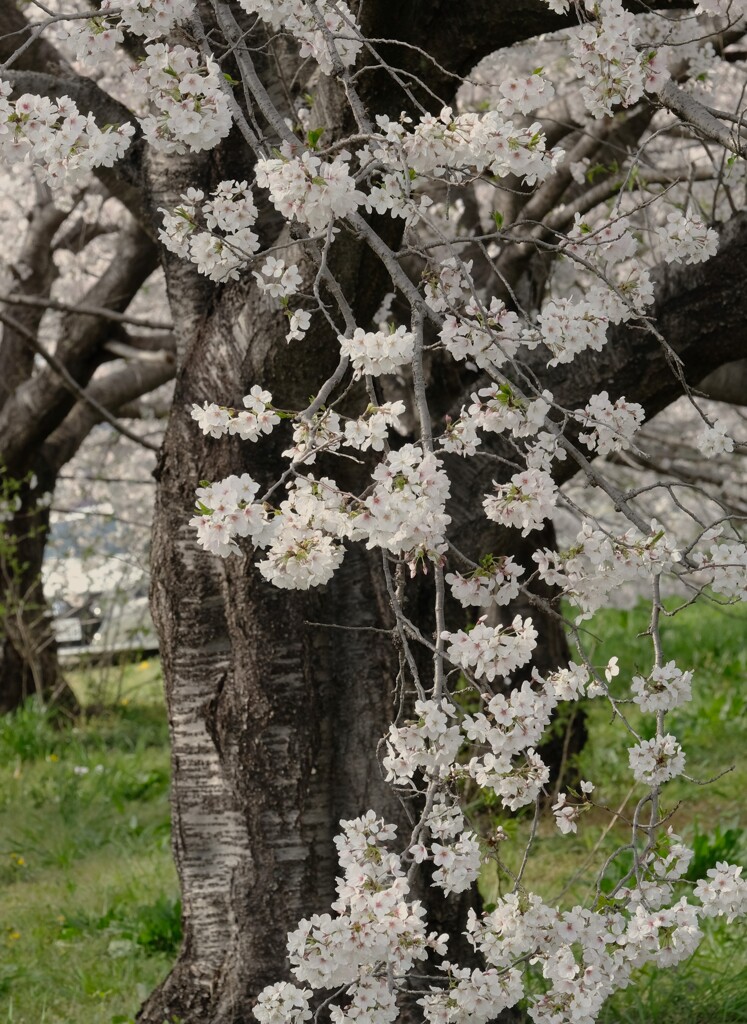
[628,734,686,785]
[696,417,735,458]
[252,257,311,341]
[364,168,434,223]
[419,961,524,1024]
[190,385,279,442]
[443,616,539,683]
[361,445,452,561]
[575,391,645,456]
[256,148,365,234]
[552,781,594,835]
[498,72,556,116]
[463,677,555,749]
[342,401,406,452]
[284,813,435,992]
[483,468,558,536]
[132,44,232,153]
[656,211,720,265]
[338,325,414,378]
[534,519,683,619]
[464,876,705,1024]
[694,863,747,923]
[191,468,352,586]
[254,982,311,1024]
[191,472,262,557]
[0,84,134,186]
[467,384,552,440]
[631,661,693,713]
[564,214,639,272]
[691,540,747,600]
[160,181,260,282]
[372,106,562,186]
[431,833,483,895]
[4,0,747,1019]
[536,296,612,366]
[58,0,195,64]
[445,555,524,608]
[237,0,363,76]
[424,257,473,313]
[568,0,668,118]
[191,422,452,577]
[253,257,303,299]
[383,698,463,784]
[439,297,530,372]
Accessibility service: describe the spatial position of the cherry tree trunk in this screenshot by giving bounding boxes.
[138,239,413,1020]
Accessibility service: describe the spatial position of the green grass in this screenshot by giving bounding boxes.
[0,660,178,1024]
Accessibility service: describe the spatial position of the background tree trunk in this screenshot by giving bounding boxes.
[0,462,71,714]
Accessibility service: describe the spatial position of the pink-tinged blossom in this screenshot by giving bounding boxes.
[575,391,645,455]
[338,325,414,378]
[255,148,365,234]
[631,662,692,713]
[483,468,557,536]
[628,734,686,785]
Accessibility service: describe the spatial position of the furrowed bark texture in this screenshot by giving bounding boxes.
[141,255,405,1021]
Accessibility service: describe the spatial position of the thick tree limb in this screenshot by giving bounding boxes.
[0,189,69,409]
[0,292,173,330]
[657,78,746,154]
[0,226,159,469]
[0,308,161,453]
[44,356,175,471]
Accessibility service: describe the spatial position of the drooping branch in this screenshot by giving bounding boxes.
[0,292,173,330]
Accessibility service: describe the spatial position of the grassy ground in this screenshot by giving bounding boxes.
[0,659,178,1024]
[0,600,745,1023]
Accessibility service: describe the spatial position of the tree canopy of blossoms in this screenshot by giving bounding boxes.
[2,0,747,1021]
